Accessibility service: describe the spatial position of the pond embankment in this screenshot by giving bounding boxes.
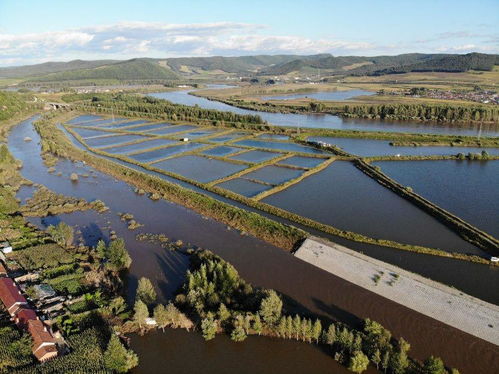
[294,236,499,346]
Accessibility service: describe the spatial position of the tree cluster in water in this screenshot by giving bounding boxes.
[169,250,459,374]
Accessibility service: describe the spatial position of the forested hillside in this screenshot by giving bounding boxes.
[28,59,179,82]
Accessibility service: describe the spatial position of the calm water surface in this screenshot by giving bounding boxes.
[309,136,499,157]
[150,89,499,136]
[374,160,499,238]
[261,89,374,101]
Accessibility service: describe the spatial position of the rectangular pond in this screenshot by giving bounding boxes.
[257,134,290,141]
[122,123,171,132]
[244,165,304,185]
[181,129,220,139]
[201,146,242,157]
[129,142,204,163]
[374,160,499,238]
[210,133,248,142]
[75,118,128,127]
[85,134,147,148]
[147,125,198,135]
[103,138,179,155]
[67,115,103,124]
[99,120,150,129]
[308,136,499,157]
[234,139,327,154]
[215,178,272,197]
[152,155,248,183]
[277,156,326,168]
[71,127,116,139]
[262,161,481,254]
[230,150,281,163]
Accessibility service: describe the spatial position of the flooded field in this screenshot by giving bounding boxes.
[147,124,197,135]
[9,116,499,374]
[210,132,247,142]
[374,160,499,237]
[278,156,326,168]
[201,145,242,157]
[128,142,204,163]
[153,155,248,183]
[103,138,179,155]
[262,161,482,253]
[309,136,499,157]
[215,178,272,197]
[85,133,147,148]
[230,150,281,163]
[124,123,172,132]
[244,165,304,185]
[234,139,326,154]
[71,127,114,138]
[66,114,103,124]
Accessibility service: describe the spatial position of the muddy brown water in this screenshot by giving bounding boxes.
[9,117,499,373]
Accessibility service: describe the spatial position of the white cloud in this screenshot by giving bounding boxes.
[0,21,378,66]
[1,21,496,67]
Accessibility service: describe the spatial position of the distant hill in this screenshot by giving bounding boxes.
[0,60,118,78]
[26,59,179,82]
[260,53,499,76]
[164,54,330,74]
[1,53,497,84]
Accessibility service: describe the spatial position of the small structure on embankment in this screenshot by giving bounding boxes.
[294,236,499,346]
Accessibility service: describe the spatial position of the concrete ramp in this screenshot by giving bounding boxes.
[295,237,499,346]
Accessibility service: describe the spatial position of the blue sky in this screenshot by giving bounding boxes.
[0,0,497,66]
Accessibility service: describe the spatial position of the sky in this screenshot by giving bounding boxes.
[0,0,498,66]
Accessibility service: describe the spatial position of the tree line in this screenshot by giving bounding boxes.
[338,103,498,123]
[62,93,265,126]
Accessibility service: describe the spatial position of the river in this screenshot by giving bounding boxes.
[150,88,498,136]
[8,117,499,373]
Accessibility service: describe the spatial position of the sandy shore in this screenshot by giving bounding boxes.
[294,237,499,346]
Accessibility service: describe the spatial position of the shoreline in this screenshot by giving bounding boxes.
[294,236,499,346]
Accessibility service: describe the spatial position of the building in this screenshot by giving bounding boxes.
[0,277,28,316]
[0,277,59,362]
[28,319,58,362]
[14,307,37,328]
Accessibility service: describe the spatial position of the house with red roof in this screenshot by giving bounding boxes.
[0,277,28,316]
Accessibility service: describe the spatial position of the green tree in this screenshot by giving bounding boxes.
[390,338,410,374]
[381,350,390,374]
[107,238,132,272]
[47,222,74,247]
[348,351,369,374]
[133,300,149,328]
[422,356,446,374]
[201,316,218,341]
[259,290,282,326]
[103,334,139,373]
[292,315,301,340]
[371,349,381,370]
[136,277,157,305]
[312,319,322,344]
[323,323,336,345]
[153,304,169,331]
[96,240,107,259]
[253,313,263,335]
[218,303,231,322]
[231,324,247,342]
